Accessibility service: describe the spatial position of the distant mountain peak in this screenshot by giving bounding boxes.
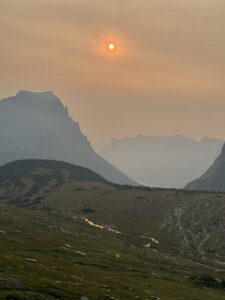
[16,90,54,97]
[2,90,63,112]
[15,90,59,103]
[0,91,136,186]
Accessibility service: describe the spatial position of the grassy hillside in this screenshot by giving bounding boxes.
[1,204,225,300]
[0,160,225,299]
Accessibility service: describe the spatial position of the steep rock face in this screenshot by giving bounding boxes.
[186,143,225,192]
[100,135,224,188]
[0,91,136,185]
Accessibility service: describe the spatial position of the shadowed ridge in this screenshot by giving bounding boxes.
[186,142,225,192]
[0,159,109,184]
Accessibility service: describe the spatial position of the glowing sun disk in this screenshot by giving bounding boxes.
[108,43,116,51]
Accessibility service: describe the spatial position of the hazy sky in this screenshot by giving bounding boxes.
[1,0,225,149]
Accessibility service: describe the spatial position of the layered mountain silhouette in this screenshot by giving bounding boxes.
[186,143,225,192]
[0,90,136,185]
[100,135,224,188]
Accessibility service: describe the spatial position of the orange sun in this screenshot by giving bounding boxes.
[101,38,121,57]
[108,42,116,51]
[103,39,119,55]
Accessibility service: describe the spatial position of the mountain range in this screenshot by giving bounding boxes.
[0,90,136,186]
[100,135,224,188]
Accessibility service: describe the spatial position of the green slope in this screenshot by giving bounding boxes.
[0,160,225,299]
[0,204,225,300]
